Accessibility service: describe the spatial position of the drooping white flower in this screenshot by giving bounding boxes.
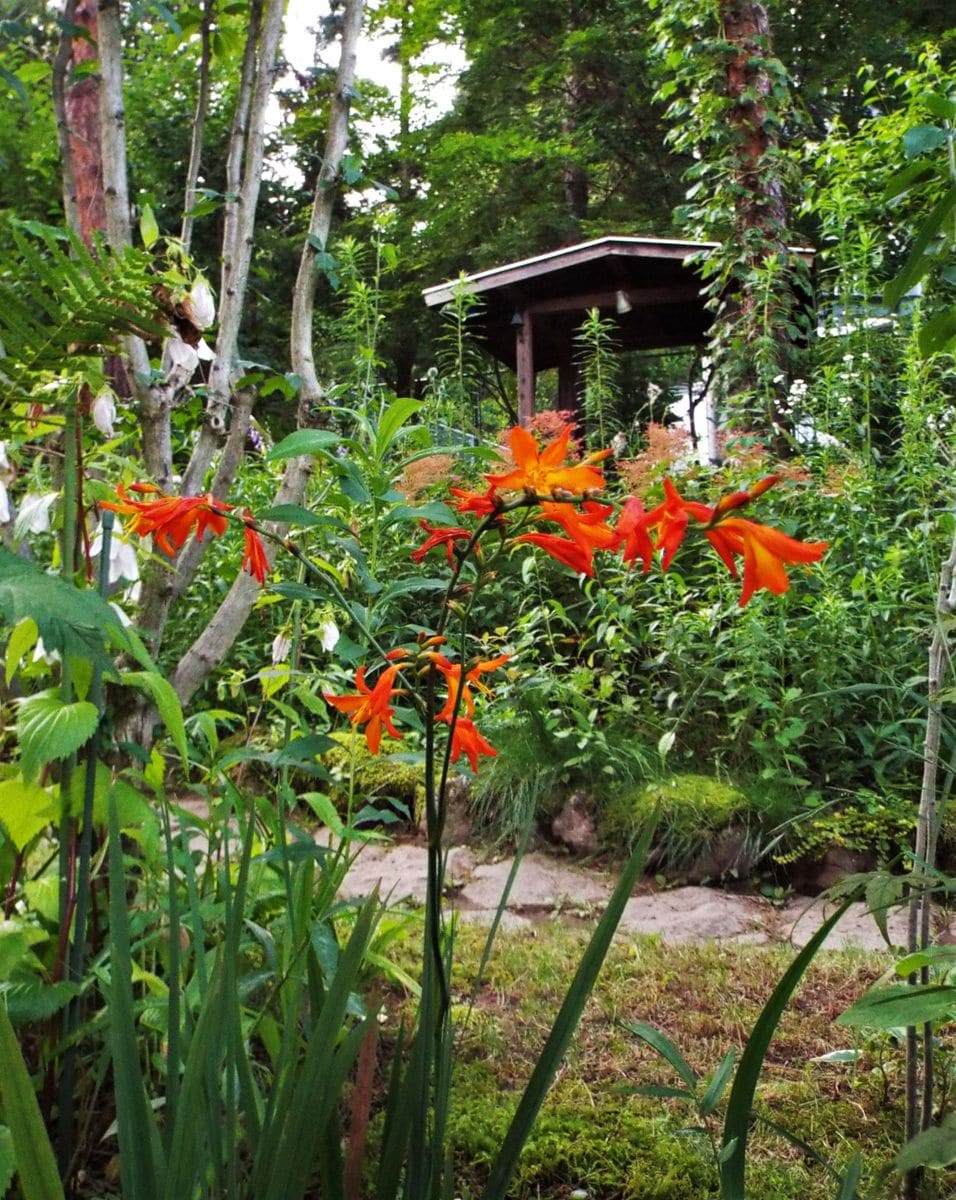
[195,337,215,361]
[183,279,216,330]
[34,637,60,665]
[271,633,292,665]
[0,481,9,523]
[91,388,117,438]
[91,527,140,584]
[0,442,9,471]
[163,335,200,376]
[16,492,56,535]
[320,620,339,653]
[109,601,132,627]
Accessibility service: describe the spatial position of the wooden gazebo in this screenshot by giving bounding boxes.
[422,236,814,425]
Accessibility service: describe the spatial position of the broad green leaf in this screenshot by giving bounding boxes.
[0,1124,14,1197]
[896,1113,956,1172]
[1,981,79,1025]
[16,691,99,782]
[0,547,143,674]
[374,397,425,460]
[884,181,956,308]
[919,92,956,122]
[5,618,38,685]
[257,504,326,527]
[377,577,450,604]
[0,922,31,979]
[884,159,941,202]
[837,983,956,1029]
[0,1001,65,1200]
[894,945,956,977]
[623,1022,698,1090]
[139,204,160,249]
[267,429,340,462]
[918,307,956,358]
[834,1154,862,1200]
[272,734,336,765]
[382,501,457,528]
[864,872,904,945]
[118,671,187,764]
[0,778,56,850]
[903,124,949,159]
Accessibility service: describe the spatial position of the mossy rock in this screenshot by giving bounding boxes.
[323,730,426,825]
[600,773,752,876]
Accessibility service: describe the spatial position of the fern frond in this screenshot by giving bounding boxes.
[0,219,167,409]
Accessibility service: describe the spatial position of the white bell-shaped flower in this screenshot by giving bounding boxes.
[183,279,216,330]
[91,388,117,438]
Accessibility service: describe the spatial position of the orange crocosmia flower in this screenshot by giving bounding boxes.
[711,473,782,519]
[536,500,616,553]
[705,518,828,607]
[102,483,231,557]
[450,484,500,516]
[485,425,607,497]
[426,652,510,723]
[241,517,269,584]
[323,663,405,755]
[513,531,595,576]
[411,520,472,568]
[641,477,714,570]
[614,496,655,572]
[447,717,497,772]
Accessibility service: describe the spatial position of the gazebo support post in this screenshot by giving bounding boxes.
[557,356,580,420]
[515,310,535,426]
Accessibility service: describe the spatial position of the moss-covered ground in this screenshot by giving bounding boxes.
[385,922,904,1199]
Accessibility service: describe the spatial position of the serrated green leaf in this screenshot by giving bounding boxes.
[1,980,79,1024]
[0,547,136,675]
[896,1112,956,1171]
[16,691,99,783]
[0,778,56,850]
[267,429,340,462]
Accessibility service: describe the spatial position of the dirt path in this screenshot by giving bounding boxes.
[337,841,912,952]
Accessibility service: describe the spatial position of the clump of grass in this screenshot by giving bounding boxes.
[387,923,895,1199]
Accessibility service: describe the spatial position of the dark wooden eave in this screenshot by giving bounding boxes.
[422,236,814,423]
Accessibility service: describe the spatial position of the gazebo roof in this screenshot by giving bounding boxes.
[422,235,814,372]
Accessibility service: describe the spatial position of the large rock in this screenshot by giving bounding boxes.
[458,852,613,912]
[617,886,768,943]
[551,791,599,856]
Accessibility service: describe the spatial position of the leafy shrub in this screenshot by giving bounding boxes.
[774,788,917,866]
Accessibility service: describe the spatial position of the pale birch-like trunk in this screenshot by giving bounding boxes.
[902,521,956,1199]
[170,0,365,707]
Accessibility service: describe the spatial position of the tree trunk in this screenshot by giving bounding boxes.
[62,1,106,247]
